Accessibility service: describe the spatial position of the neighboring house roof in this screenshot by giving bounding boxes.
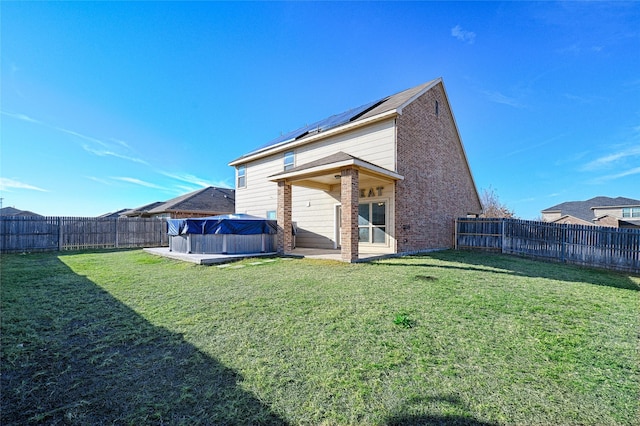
[541,196,640,222]
[97,209,131,218]
[146,186,235,216]
[0,207,43,217]
[229,78,441,165]
[551,214,595,226]
[619,219,640,228]
[122,201,165,217]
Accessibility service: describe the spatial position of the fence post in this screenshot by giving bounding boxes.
[454,218,458,250]
[501,219,506,254]
[57,217,63,251]
[561,225,566,263]
[114,218,119,248]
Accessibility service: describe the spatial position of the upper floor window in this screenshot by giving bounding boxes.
[237,165,246,188]
[622,207,640,218]
[284,150,295,171]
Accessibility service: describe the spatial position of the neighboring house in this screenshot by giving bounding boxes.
[229,78,482,262]
[123,187,235,219]
[122,201,165,218]
[0,207,43,217]
[541,196,640,228]
[97,209,131,218]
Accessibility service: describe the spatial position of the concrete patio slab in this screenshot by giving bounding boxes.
[143,247,399,265]
[143,247,278,265]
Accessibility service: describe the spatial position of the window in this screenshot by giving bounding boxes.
[358,201,386,244]
[622,207,640,218]
[237,165,246,188]
[266,210,276,219]
[435,100,439,117]
[284,150,295,171]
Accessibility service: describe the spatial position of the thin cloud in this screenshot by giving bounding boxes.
[86,176,112,185]
[451,25,476,44]
[1,110,42,124]
[0,177,48,192]
[581,145,640,171]
[481,90,523,108]
[161,172,219,188]
[563,93,606,104]
[591,166,640,183]
[503,133,566,158]
[112,177,163,189]
[2,110,148,166]
[82,144,149,165]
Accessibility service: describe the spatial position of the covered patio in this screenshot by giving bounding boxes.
[268,151,403,263]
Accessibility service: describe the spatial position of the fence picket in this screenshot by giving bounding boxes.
[456,218,640,274]
[0,216,168,253]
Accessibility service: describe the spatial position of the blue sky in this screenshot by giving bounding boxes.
[1,1,639,218]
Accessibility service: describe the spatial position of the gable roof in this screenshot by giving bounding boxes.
[97,209,131,218]
[147,186,235,215]
[0,207,43,217]
[122,201,165,217]
[229,78,441,165]
[541,196,640,222]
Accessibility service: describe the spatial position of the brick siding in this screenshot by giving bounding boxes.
[276,181,293,253]
[395,82,482,251]
[340,167,359,262]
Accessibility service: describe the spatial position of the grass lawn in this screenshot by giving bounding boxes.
[1,249,638,425]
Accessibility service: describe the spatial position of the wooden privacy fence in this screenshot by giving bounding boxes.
[0,216,169,253]
[455,218,640,274]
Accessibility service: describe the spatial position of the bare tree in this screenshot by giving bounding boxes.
[480,187,515,218]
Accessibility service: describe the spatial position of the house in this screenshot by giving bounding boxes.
[541,196,640,228]
[229,78,482,262]
[97,209,131,218]
[0,207,43,217]
[123,186,235,219]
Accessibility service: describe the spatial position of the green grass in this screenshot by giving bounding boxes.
[1,249,639,425]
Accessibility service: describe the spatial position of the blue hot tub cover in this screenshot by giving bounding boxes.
[167,214,278,236]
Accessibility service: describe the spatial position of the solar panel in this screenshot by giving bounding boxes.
[247,98,386,156]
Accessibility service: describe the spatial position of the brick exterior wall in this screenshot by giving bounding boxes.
[276,181,293,253]
[395,82,482,251]
[340,167,359,262]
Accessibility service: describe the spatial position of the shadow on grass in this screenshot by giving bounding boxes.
[386,250,640,292]
[1,254,287,425]
[386,394,498,426]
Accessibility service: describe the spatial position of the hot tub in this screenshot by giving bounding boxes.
[167,214,278,254]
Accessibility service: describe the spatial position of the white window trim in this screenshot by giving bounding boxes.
[358,198,389,246]
[237,165,246,189]
[284,150,295,171]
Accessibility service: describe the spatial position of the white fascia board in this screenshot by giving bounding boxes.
[229,110,398,167]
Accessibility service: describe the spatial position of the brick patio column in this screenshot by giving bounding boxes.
[277,180,293,254]
[340,167,359,263]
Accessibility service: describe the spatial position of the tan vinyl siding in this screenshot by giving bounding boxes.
[295,119,396,170]
[235,117,396,250]
[234,155,279,216]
